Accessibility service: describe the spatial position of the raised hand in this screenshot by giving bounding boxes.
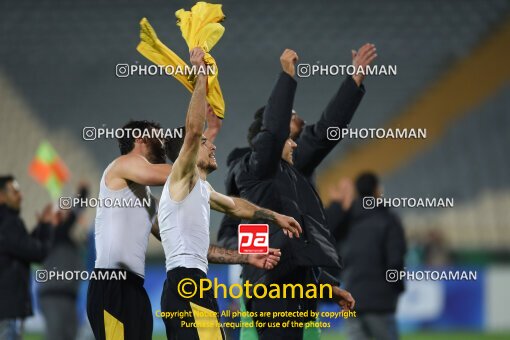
[280,49,299,77]
[351,43,377,86]
[189,47,206,67]
[204,103,222,142]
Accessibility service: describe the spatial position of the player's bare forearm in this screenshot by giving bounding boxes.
[171,48,208,181]
[203,126,219,143]
[209,190,301,237]
[116,155,172,186]
[185,47,207,139]
[229,197,277,221]
[207,245,249,264]
[230,197,302,238]
[204,104,222,143]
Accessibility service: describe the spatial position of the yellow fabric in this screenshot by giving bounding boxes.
[190,302,223,340]
[137,2,226,118]
[103,310,124,340]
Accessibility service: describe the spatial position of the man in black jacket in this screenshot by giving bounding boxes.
[0,175,55,340]
[218,45,376,339]
[327,173,407,340]
[217,111,306,249]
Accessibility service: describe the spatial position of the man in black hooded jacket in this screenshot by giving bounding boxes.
[0,175,55,339]
[218,45,377,339]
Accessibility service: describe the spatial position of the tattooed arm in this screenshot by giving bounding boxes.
[207,182,302,238]
[207,245,282,269]
[207,245,249,264]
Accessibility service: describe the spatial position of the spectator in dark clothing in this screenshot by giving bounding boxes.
[217,147,250,249]
[37,182,89,340]
[0,175,55,340]
[327,173,407,340]
[324,178,356,278]
[218,45,377,339]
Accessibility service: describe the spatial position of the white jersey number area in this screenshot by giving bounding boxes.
[238,224,269,254]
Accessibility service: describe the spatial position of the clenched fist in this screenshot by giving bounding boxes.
[280,49,299,78]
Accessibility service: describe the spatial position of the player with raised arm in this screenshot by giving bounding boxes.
[86,117,282,339]
[158,47,302,340]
